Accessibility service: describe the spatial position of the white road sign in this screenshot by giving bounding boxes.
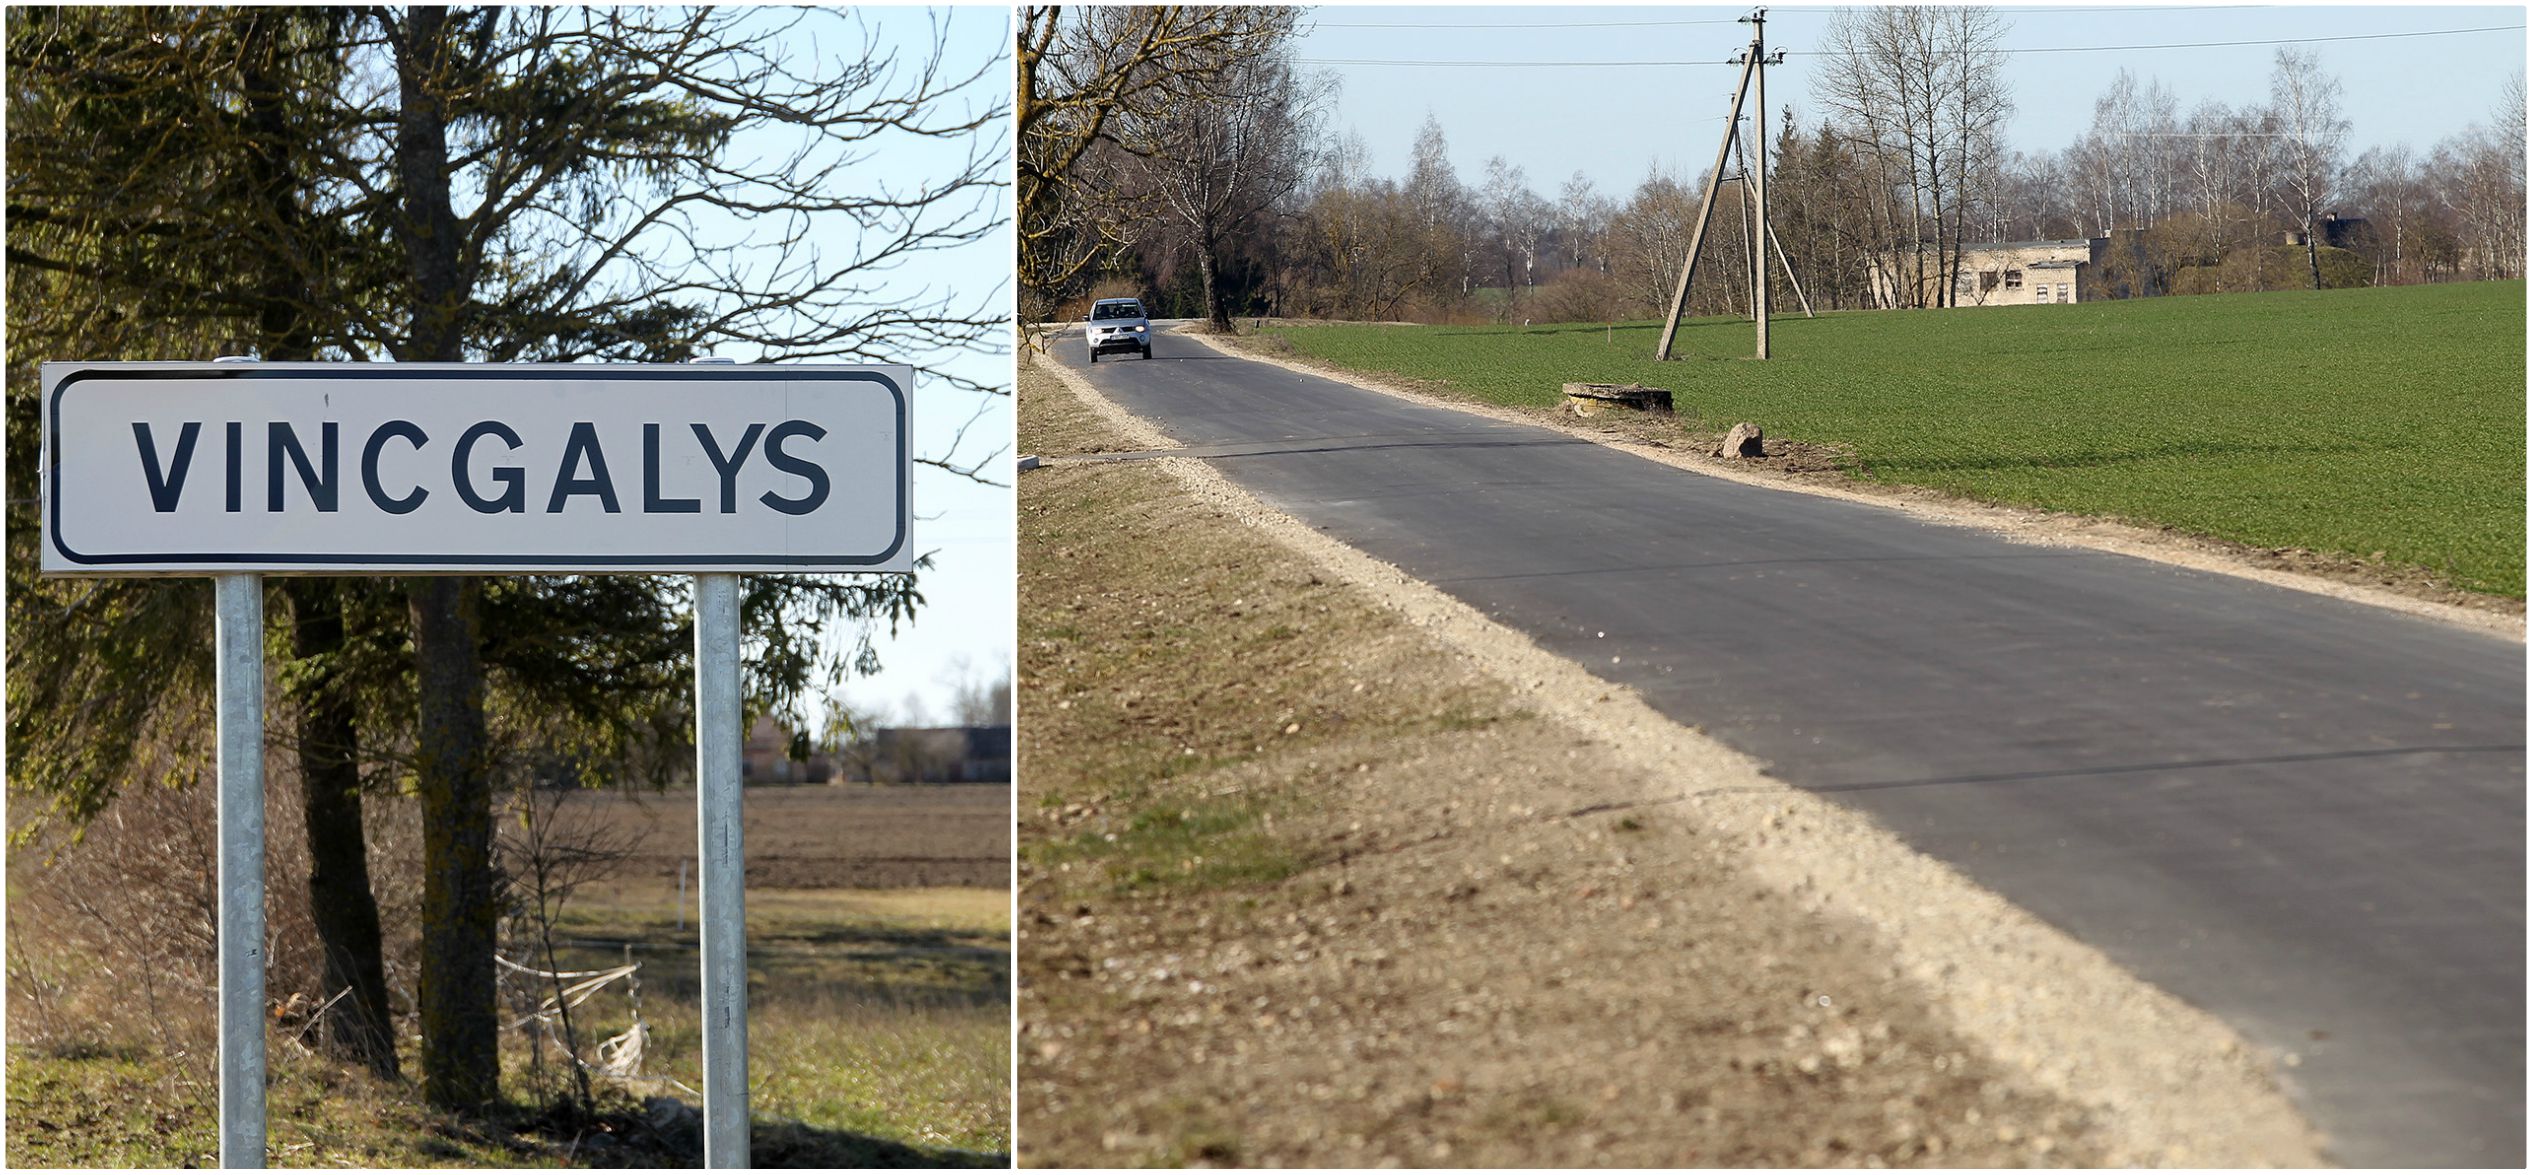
[41,361,912,574]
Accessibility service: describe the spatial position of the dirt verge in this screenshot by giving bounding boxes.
[1018,357,2323,1167]
[1202,327,2522,640]
[571,784,1010,890]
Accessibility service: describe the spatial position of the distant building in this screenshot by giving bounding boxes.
[741,714,836,784]
[1873,237,2106,308]
[859,725,1011,784]
[744,712,1012,785]
[2284,213,2368,250]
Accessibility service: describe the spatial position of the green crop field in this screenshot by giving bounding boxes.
[1266,281,2527,597]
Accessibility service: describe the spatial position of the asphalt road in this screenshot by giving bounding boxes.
[1053,325,2527,1167]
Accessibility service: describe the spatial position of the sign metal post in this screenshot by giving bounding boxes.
[694,571,748,1166]
[214,571,266,1168]
[40,359,910,1171]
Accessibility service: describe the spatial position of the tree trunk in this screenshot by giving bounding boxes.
[411,576,498,1108]
[235,8,402,1081]
[2304,209,2325,290]
[1502,242,1518,323]
[285,581,400,1078]
[394,6,500,1110]
[1200,238,1230,331]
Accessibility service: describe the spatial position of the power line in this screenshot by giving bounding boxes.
[1296,22,2525,69]
[1988,4,2268,11]
[1312,5,2266,29]
[1311,17,1740,30]
[1932,22,2527,56]
[1303,58,1689,68]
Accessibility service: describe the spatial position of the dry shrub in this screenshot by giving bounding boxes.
[7,718,426,1063]
[1528,269,1627,325]
[1088,275,1144,301]
[1398,289,1501,327]
[495,783,639,1110]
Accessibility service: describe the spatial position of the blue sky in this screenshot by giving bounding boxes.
[1296,3,2528,195]
[823,6,1012,730]
[696,6,1012,730]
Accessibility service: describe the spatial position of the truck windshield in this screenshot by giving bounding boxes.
[1093,303,1143,320]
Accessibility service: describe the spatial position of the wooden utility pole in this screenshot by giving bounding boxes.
[1651,47,1758,362]
[1740,171,1760,322]
[1749,7,1769,359]
[1656,8,1791,362]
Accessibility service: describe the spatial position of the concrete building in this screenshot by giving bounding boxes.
[741,713,837,784]
[861,725,1012,784]
[1871,237,2108,308]
[739,715,1013,785]
[2024,258,2086,306]
[1944,238,2104,307]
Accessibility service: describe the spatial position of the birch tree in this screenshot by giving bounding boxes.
[1557,172,1603,272]
[1478,157,1549,317]
[1819,6,2011,307]
[2269,47,2350,290]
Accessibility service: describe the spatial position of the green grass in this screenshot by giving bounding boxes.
[8,883,1010,1167]
[5,1049,570,1168]
[539,881,1011,1161]
[1267,281,2527,596]
[1033,797,1305,895]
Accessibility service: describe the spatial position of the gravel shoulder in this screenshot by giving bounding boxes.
[1017,356,2323,1167]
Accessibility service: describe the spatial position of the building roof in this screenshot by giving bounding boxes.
[1963,238,2097,252]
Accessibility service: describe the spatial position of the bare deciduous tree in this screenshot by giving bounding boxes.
[2429,75,2527,281]
[1481,158,1555,317]
[1138,43,1316,329]
[1017,4,1298,326]
[2269,47,2350,290]
[1557,171,1607,272]
[1405,115,1479,300]
[1604,168,1704,317]
[939,654,1014,727]
[1819,5,2011,307]
[2351,144,2426,284]
[1295,144,1433,320]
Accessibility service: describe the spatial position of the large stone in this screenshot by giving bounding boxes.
[1562,382,1674,417]
[1719,422,1765,458]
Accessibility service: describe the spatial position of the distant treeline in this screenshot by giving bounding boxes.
[1027,7,2524,325]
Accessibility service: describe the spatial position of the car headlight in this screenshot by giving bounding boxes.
[1130,325,1145,333]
